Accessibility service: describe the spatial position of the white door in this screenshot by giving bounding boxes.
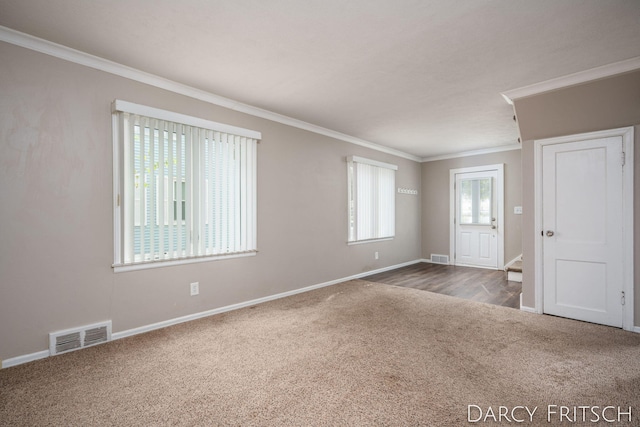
[454,170,498,268]
[542,137,624,327]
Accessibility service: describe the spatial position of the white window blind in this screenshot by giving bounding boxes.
[112,101,260,270]
[347,156,397,243]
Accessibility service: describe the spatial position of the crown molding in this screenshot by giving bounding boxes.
[501,56,640,104]
[421,143,521,163]
[0,25,421,162]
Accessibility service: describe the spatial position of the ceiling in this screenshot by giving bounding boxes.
[1,0,640,159]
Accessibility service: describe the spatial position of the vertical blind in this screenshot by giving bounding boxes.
[347,156,397,242]
[113,101,259,268]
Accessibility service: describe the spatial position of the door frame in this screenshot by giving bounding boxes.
[534,127,634,331]
[449,164,504,270]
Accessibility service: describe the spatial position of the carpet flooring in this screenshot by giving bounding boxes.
[1,280,640,426]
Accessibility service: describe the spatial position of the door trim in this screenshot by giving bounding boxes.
[534,127,634,330]
[449,164,504,270]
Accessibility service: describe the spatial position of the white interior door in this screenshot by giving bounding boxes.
[454,170,498,268]
[542,137,624,327]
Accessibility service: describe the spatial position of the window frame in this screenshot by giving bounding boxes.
[112,100,260,272]
[347,155,397,244]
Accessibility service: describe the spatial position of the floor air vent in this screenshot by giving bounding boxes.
[430,254,450,264]
[49,321,112,356]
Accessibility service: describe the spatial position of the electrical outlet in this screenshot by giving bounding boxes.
[190,282,199,296]
[514,206,523,215]
[374,251,379,260]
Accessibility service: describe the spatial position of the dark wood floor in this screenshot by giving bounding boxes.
[363,262,522,309]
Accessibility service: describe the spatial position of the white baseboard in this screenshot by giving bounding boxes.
[421,258,449,265]
[113,258,424,340]
[634,326,640,334]
[519,294,537,313]
[355,259,425,278]
[3,259,424,368]
[2,350,49,369]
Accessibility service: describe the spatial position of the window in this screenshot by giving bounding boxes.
[112,100,260,271]
[459,177,492,225]
[347,156,397,243]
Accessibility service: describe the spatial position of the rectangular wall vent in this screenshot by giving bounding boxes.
[430,254,450,264]
[84,326,109,346]
[54,332,82,354]
[49,321,112,356]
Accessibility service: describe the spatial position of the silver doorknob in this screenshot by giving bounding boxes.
[546,230,554,237]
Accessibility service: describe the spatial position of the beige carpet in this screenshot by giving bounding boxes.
[2,280,640,426]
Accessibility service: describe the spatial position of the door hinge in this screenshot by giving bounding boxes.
[621,151,626,166]
[621,291,626,306]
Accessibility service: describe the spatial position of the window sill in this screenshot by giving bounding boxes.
[113,251,257,273]
[347,237,394,246]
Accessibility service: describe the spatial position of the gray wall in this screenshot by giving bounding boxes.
[513,69,640,325]
[421,149,523,265]
[0,42,422,361]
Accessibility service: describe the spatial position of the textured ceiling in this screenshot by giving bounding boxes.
[1,0,640,158]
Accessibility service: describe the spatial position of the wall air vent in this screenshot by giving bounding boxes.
[54,332,82,354]
[49,321,112,356]
[430,254,450,265]
[84,325,109,346]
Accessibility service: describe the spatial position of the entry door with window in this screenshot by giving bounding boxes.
[541,136,624,327]
[454,170,498,268]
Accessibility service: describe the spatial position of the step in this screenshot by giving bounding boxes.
[506,260,522,282]
[507,270,522,283]
[506,260,522,273]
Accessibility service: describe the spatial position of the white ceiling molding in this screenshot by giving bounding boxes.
[0,25,421,162]
[501,56,640,104]
[421,143,521,163]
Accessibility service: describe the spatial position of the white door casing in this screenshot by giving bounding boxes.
[534,127,634,331]
[449,164,504,270]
